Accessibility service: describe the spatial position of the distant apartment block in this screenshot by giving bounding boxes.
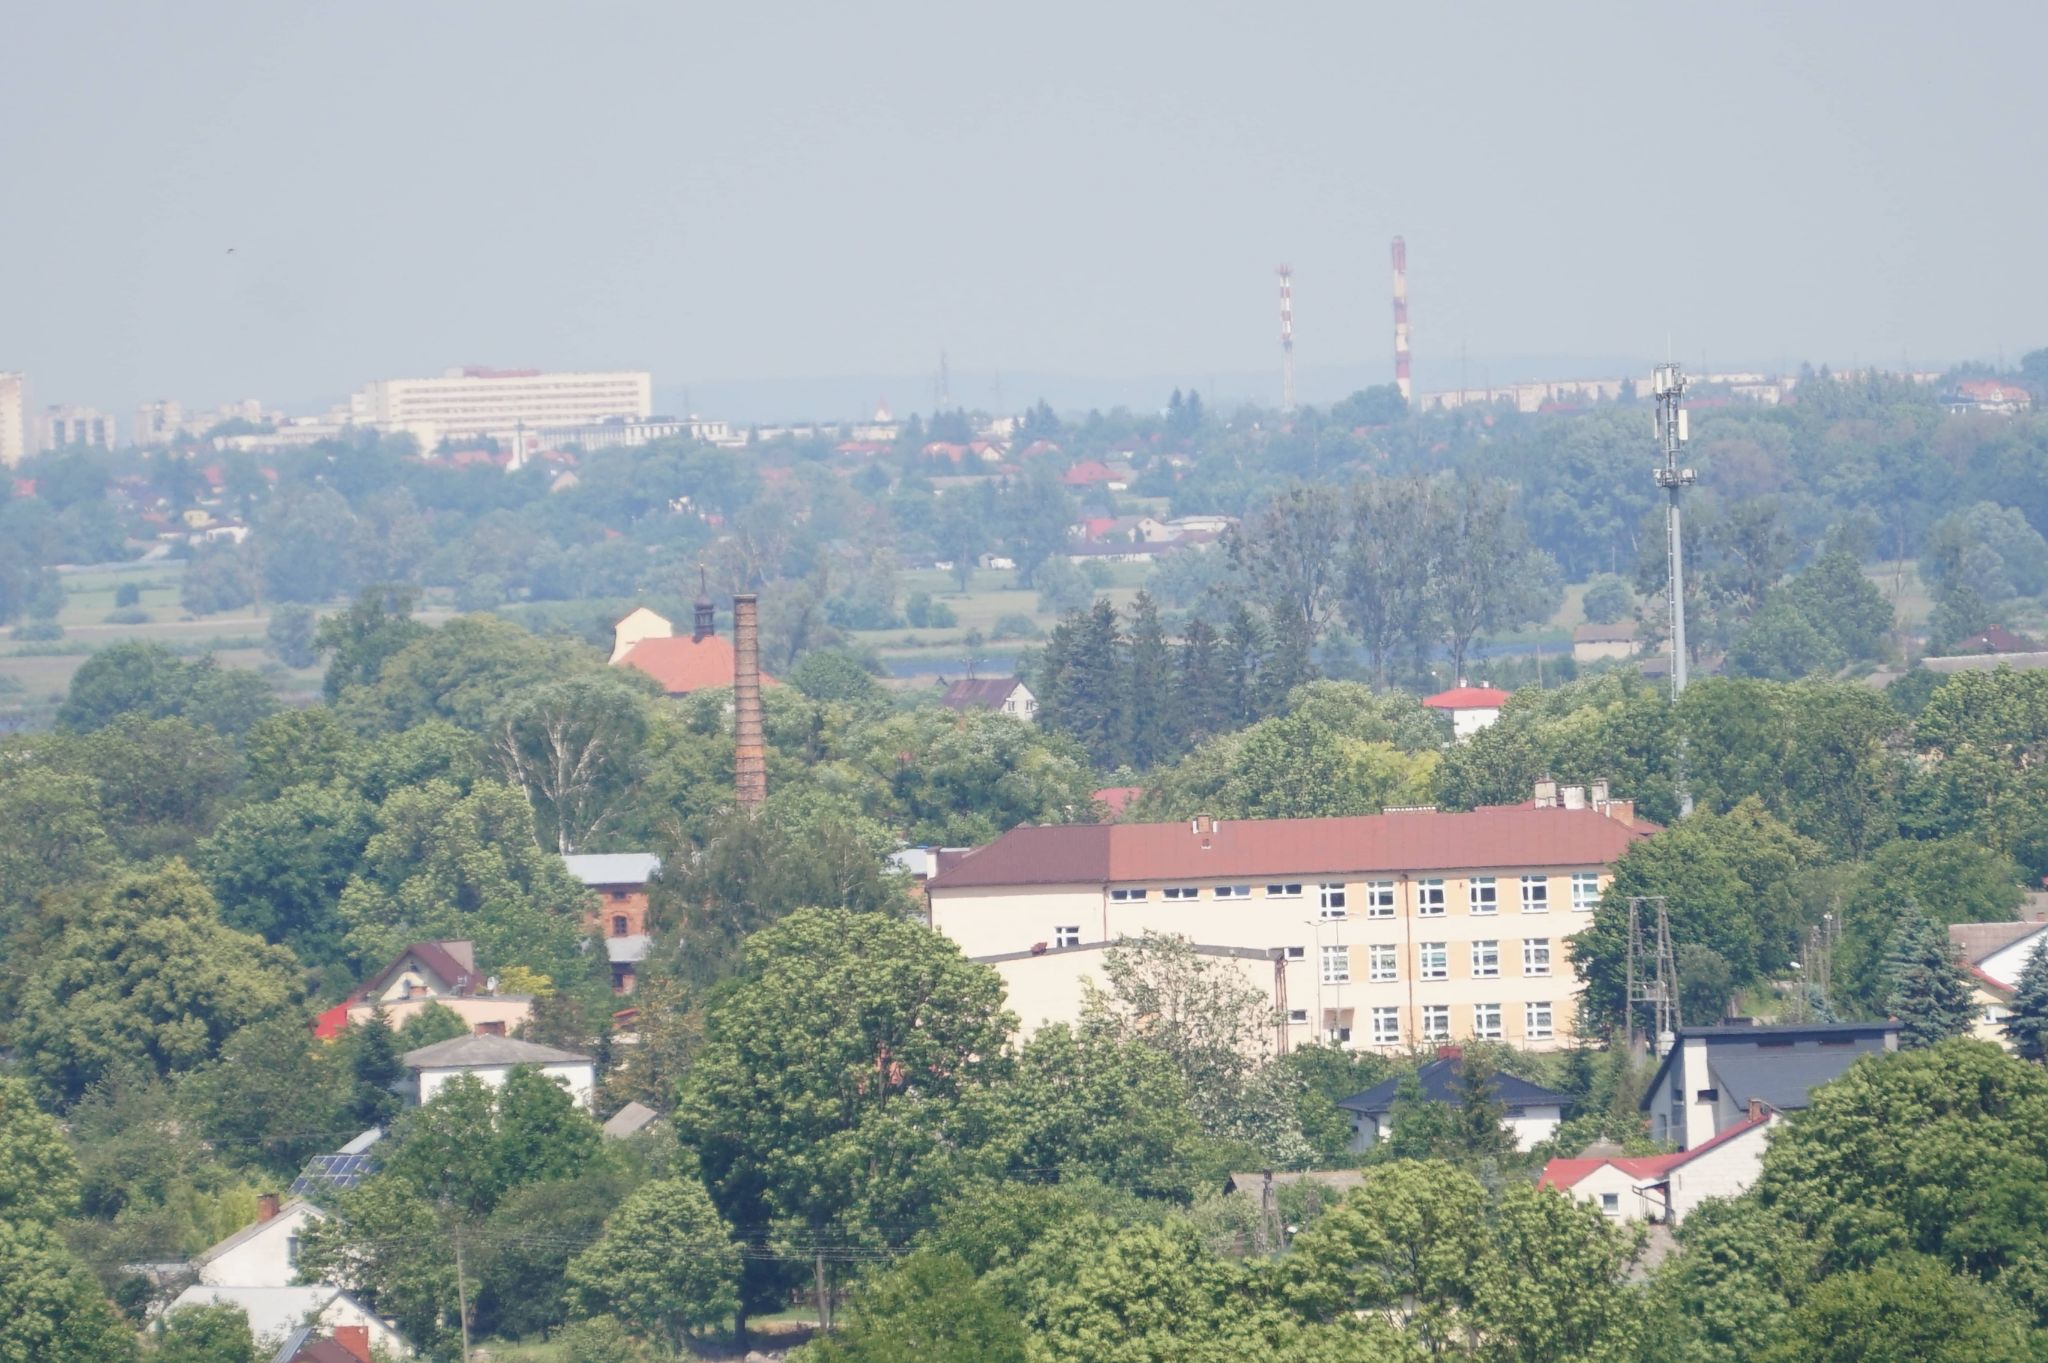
[349,366,653,451]
[924,783,1653,1053]
[0,373,24,465]
[134,397,270,446]
[35,403,116,451]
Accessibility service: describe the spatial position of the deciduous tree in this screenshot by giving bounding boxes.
[566,1179,741,1352]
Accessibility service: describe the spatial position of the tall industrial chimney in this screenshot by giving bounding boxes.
[1391,237,1412,404]
[732,593,766,810]
[1276,264,1295,413]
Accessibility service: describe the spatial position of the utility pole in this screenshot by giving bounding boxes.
[450,1213,473,1363]
[1652,363,1696,697]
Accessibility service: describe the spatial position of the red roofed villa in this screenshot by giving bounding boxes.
[1540,1103,1779,1225]
[1423,683,1512,739]
[611,600,778,697]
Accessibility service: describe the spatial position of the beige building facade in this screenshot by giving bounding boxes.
[927,793,1651,1053]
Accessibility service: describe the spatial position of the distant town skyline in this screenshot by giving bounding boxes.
[5,2,2046,417]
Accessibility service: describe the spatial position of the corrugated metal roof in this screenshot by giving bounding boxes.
[402,1035,590,1068]
[562,853,662,887]
[926,806,1650,890]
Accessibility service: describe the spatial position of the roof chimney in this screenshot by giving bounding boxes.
[1590,778,1610,805]
[257,1192,281,1223]
[733,593,766,810]
[1747,1098,1765,1122]
[693,565,715,642]
[332,1326,372,1363]
[1562,784,1586,810]
[1533,778,1558,809]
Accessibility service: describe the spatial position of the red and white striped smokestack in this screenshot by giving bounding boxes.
[732,593,766,810]
[1276,264,1296,413]
[1391,236,1412,405]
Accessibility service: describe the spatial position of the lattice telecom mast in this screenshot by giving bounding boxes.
[1277,264,1295,413]
[1391,237,1412,403]
[1653,364,1696,696]
[1625,895,1683,1054]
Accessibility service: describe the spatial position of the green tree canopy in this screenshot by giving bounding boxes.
[566,1178,741,1351]
[15,863,303,1105]
[0,1075,82,1227]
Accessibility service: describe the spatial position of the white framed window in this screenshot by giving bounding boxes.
[1473,1002,1503,1040]
[1421,1004,1451,1042]
[1416,878,1447,916]
[1109,887,1148,902]
[1266,882,1303,899]
[1469,876,1498,914]
[1371,1006,1402,1045]
[1319,883,1348,918]
[1364,880,1396,918]
[1571,871,1600,912]
[1282,945,1306,961]
[1471,940,1500,978]
[1521,875,1550,913]
[1287,1008,1309,1025]
[1523,938,1552,975]
[1162,886,1199,901]
[1368,943,1399,982]
[1054,925,1080,948]
[1525,1000,1555,1040]
[1600,1191,1620,1214]
[1214,884,1253,899]
[1321,944,1351,984]
[1419,942,1448,980]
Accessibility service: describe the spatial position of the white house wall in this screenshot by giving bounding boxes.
[417,1060,596,1109]
[197,1204,325,1288]
[1667,1119,1776,1221]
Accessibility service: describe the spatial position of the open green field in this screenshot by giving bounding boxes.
[851,564,1151,681]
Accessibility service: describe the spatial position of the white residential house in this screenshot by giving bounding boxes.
[1422,685,1511,739]
[1541,1104,1780,1224]
[938,677,1038,721]
[193,1195,325,1288]
[1335,1052,1571,1152]
[162,1286,409,1358]
[402,1033,597,1109]
[1950,918,2048,1045]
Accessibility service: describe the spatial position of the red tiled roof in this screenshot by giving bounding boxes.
[616,635,778,696]
[1061,460,1118,485]
[1540,1108,1774,1190]
[1094,786,1143,816]
[359,940,480,1000]
[1423,686,1511,710]
[925,805,1653,890]
[940,678,1023,710]
[312,1003,351,1040]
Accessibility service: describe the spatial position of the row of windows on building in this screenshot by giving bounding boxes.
[1107,873,1600,916]
[1287,1000,1556,1045]
[1048,930,1555,982]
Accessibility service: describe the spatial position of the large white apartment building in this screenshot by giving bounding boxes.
[0,373,25,465]
[349,366,653,451]
[924,784,1654,1053]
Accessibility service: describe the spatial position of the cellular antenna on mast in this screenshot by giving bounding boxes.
[1653,363,1696,697]
[1276,264,1295,413]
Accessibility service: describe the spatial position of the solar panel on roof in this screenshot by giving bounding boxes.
[287,1151,376,1197]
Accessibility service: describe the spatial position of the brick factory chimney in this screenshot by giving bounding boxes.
[733,593,766,809]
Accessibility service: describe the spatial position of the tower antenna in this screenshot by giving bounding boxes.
[1391,237,1412,405]
[1625,895,1683,1054]
[1653,363,1695,698]
[1276,264,1295,413]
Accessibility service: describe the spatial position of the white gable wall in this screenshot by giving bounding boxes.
[1978,930,2048,990]
[198,1203,326,1288]
[1666,1117,1776,1221]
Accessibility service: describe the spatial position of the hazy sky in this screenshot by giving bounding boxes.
[5,1,2046,417]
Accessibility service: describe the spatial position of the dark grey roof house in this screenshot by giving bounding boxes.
[1337,1052,1573,1153]
[1641,1021,1899,1150]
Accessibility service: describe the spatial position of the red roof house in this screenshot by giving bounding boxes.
[1061,460,1119,487]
